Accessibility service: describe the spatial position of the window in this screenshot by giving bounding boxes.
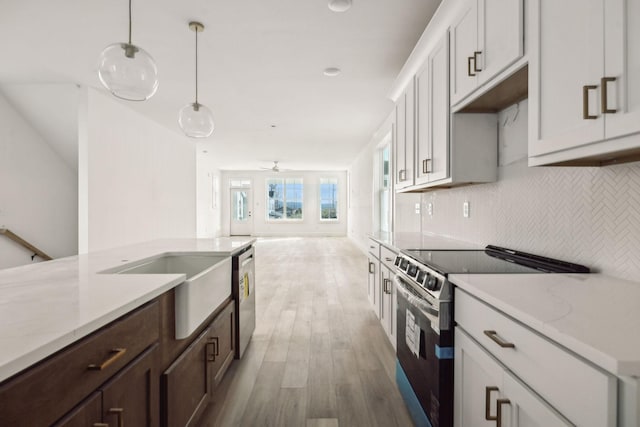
[320,178,338,220]
[266,178,303,220]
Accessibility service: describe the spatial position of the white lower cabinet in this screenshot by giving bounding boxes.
[455,328,572,427]
[455,288,617,427]
[366,238,398,349]
[367,252,380,319]
[379,263,396,350]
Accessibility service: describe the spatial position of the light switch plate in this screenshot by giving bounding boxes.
[428,203,433,216]
[463,201,470,218]
[415,203,421,214]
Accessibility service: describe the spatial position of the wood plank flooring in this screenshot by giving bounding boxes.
[197,237,414,427]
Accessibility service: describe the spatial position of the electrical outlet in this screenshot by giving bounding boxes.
[428,203,433,216]
[463,201,470,218]
[415,203,421,214]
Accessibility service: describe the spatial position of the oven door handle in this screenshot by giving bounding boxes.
[394,275,440,321]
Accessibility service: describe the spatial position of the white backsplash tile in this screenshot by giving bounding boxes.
[421,100,640,280]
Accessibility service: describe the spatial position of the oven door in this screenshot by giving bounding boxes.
[395,274,453,427]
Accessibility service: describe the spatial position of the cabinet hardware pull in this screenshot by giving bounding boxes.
[93,424,109,427]
[108,408,124,427]
[468,56,476,77]
[601,77,617,114]
[422,158,432,174]
[385,257,393,262]
[383,278,392,294]
[206,337,219,362]
[399,169,406,182]
[87,348,127,370]
[583,85,598,119]
[369,262,375,274]
[483,330,515,348]
[496,399,511,427]
[485,386,499,420]
[473,51,482,72]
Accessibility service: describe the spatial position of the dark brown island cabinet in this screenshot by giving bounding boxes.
[0,289,235,427]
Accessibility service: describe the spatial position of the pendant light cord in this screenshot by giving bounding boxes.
[128,0,132,45]
[195,28,199,105]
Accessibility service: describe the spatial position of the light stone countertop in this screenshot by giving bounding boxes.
[451,273,640,377]
[0,237,255,383]
[369,231,481,251]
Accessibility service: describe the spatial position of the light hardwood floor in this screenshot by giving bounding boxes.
[197,237,414,427]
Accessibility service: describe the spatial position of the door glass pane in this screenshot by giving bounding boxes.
[233,191,249,221]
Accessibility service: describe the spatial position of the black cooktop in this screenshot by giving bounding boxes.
[402,245,590,275]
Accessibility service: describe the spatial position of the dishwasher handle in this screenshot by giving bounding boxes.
[241,254,254,268]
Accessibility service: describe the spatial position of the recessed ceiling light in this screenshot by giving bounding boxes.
[323,67,341,77]
[271,124,277,128]
[328,0,352,12]
[202,150,208,154]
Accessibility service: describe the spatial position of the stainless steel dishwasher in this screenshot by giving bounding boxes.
[232,245,255,358]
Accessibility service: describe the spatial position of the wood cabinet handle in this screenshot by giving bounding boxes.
[583,85,598,119]
[485,386,499,420]
[368,262,375,274]
[108,408,124,427]
[483,330,515,348]
[468,56,476,77]
[496,399,511,427]
[87,348,127,370]
[601,77,617,114]
[206,337,219,362]
[473,51,482,72]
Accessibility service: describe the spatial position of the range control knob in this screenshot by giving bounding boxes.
[394,256,402,267]
[416,270,426,284]
[427,275,439,291]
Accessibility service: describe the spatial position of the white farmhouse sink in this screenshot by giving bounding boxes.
[102,254,231,339]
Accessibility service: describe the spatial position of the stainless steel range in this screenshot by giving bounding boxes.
[394,245,589,427]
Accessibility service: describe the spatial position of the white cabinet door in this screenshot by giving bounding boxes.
[604,0,640,140]
[477,0,524,86]
[415,63,430,186]
[455,327,505,427]
[394,81,415,190]
[455,328,571,427]
[367,254,378,314]
[528,0,605,157]
[380,265,396,349]
[427,32,450,183]
[450,0,478,106]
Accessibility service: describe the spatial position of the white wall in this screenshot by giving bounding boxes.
[79,88,196,252]
[347,140,375,253]
[422,100,640,281]
[196,153,222,238]
[220,170,347,237]
[0,91,78,268]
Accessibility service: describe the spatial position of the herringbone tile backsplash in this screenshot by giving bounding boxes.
[420,102,640,281]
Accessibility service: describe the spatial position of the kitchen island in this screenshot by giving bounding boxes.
[0,237,254,427]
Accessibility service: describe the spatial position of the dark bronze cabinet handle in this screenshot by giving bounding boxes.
[496,399,511,427]
[485,386,499,420]
[473,51,482,72]
[601,77,617,114]
[422,159,432,174]
[108,408,124,427]
[583,85,598,119]
[468,56,476,77]
[368,262,375,274]
[483,330,515,348]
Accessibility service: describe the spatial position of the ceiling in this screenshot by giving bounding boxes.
[0,0,441,171]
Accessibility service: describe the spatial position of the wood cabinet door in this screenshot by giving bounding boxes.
[528,0,605,157]
[450,0,478,106]
[454,328,504,427]
[604,0,640,140]
[52,392,102,427]
[207,301,235,388]
[101,343,159,427]
[162,329,210,427]
[477,0,524,86]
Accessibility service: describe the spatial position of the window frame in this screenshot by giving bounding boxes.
[265,177,304,221]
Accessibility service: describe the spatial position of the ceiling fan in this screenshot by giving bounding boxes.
[260,161,291,172]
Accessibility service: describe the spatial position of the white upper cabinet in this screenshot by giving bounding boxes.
[394,79,415,190]
[450,0,524,106]
[529,0,640,166]
[416,33,450,186]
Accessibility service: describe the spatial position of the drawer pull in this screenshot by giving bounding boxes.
[483,330,515,348]
[496,399,511,427]
[87,348,127,370]
[385,257,393,262]
[108,408,124,427]
[583,85,598,119]
[601,76,617,114]
[368,262,375,274]
[485,386,499,420]
[93,424,109,427]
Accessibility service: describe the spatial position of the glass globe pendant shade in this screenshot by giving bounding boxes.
[98,42,159,101]
[178,102,215,138]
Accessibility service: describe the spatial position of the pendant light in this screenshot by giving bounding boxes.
[97,0,159,101]
[178,22,215,138]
